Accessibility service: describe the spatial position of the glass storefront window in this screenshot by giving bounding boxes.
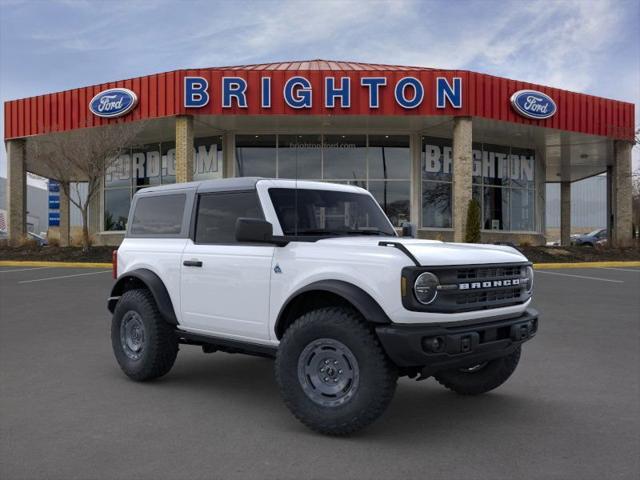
[510,188,535,231]
[278,134,322,179]
[509,146,535,189]
[235,135,277,177]
[322,135,366,180]
[421,136,537,232]
[368,181,410,227]
[368,135,410,180]
[161,141,176,184]
[132,143,162,188]
[194,136,223,181]
[422,181,452,228]
[483,186,509,230]
[105,153,131,187]
[422,136,452,182]
[104,188,131,231]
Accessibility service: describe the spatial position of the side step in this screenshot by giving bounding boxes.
[176,330,277,358]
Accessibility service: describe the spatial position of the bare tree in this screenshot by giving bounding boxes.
[27,122,143,251]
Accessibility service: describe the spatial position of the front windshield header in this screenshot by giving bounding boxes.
[268,188,396,238]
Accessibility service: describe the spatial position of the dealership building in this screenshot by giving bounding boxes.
[3,60,635,246]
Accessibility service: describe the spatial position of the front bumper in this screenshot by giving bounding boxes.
[376,308,538,373]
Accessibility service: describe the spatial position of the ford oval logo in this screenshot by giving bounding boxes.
[89,88,138,118]
[510,89,556,120]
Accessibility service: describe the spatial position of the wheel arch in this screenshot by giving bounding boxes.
[274,280,391,339]
[108,268,178,325]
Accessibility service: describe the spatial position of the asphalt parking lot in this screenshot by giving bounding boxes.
[1,265,639,480]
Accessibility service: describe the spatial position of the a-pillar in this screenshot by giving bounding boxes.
[6,139,27,245]
[560,181,571,246]
[175,115,194,183]
[452,117,473,243]
[610,141,633,247]
[59,182,70,247]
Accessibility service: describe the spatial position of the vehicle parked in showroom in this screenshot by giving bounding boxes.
[107,178,538,435]
[571,228,607,247]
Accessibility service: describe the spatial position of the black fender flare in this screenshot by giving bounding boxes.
[275,280,391,338]
[108,268,178,325]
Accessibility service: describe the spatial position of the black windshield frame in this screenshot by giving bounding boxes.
[268,187,397,239]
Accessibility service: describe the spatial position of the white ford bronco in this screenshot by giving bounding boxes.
[108,178,538,435]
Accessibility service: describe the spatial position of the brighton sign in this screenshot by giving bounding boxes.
[510,89,557,120]
[89,88,138,118]
[183,75,464,110]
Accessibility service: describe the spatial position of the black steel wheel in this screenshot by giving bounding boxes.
[276,307,397,436]
[111,289,178,381]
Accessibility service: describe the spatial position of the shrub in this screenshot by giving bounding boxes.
[465,199,482,243]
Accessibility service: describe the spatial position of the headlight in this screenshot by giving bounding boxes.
[525,266,534,294]
[414,272,439,305]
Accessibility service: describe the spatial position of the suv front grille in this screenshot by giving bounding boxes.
[401,262,531,313]
[457,265,522,280]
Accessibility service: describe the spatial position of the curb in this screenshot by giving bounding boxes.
[1,260,638,270]
[0,260,112,268]
[533,261,640,269]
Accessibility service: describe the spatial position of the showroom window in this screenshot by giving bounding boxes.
[422,136,453,228]
[234,134,410,226]
[103,136,223,231]
[421,136,536,232]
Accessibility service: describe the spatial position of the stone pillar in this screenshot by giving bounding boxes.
[6,139,27,245]
[175,115,194,183]
[222,133,235,178]
[560,181,571,246]
[452,117,473,242]
[59,182,71,247]
[610,141,633,247]
[409,133,422,227]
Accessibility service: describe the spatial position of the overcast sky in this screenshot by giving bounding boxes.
[1,0,638,181]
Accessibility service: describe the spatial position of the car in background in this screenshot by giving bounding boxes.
[571,229,607,247]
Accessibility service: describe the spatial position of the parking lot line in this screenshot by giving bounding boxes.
[535,270,624,283]
[0,266,53,273]
[18,270,111,284]
[599,267,640,273]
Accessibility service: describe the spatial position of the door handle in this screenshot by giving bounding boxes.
[183,260,203,267]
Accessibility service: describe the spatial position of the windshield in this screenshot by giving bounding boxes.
[268,188,397,237]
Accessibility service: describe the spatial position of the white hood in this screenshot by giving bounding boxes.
[317,237,528,266]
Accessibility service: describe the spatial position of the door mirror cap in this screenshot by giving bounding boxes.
[235,218,288,246]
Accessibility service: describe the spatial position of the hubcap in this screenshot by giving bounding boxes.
[120,311,145,360]
[297,338,359,407]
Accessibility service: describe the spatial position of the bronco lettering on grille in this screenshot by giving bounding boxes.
[459,279,520,290]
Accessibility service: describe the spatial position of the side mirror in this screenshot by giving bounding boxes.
[235,218,288,246]
[400,222,416,238]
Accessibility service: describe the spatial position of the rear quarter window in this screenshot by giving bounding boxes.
[129,194,186,236]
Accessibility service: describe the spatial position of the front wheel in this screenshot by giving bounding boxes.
[275,307,398,436]
[434,347,521,395]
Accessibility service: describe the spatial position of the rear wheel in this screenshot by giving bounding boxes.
[275,307,398,436]
[434,347,521,395]
[111,289,178,381]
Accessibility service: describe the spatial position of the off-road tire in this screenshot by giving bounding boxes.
[434,347,521,395]
[111,289,178,381]
[275,307,398,436]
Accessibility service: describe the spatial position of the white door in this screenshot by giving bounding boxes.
[179,191,275,341]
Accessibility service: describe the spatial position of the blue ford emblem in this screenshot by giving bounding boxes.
[89,88,138,118]
[510,90,556,120]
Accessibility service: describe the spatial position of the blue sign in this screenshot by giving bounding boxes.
[49,199,60,210]
[48,181,60,193]
[48,212,60,227]
[510,90,556,120]
[89,88,138,118]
